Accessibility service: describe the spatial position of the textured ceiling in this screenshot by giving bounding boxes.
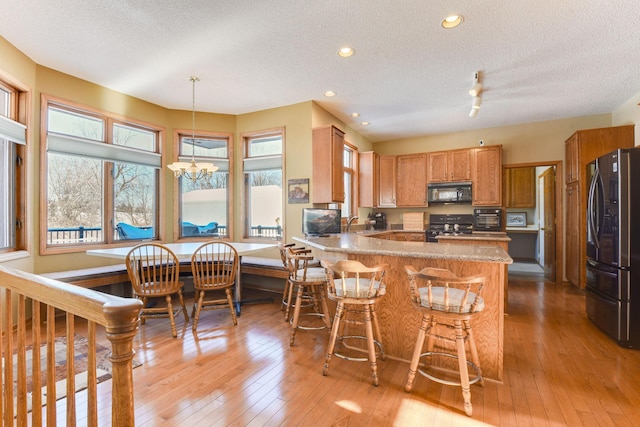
[1,0,639,142]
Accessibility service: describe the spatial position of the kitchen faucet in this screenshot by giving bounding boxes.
[346,216,359,233]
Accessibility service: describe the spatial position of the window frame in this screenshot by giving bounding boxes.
[172,129,234,240]
[241,127,285,241]
[0,76,28,259]
[342,141,359,221]
[40,94,165,254]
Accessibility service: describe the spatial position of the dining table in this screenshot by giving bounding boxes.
[87,241,276,316]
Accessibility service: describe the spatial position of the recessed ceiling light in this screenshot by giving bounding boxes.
[324,90,336,97]
[442,15,463,29]
[351,112,360,118]
[361,121,370,126]
[338,47,355,58]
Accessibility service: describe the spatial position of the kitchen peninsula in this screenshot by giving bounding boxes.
[294,233,512,382]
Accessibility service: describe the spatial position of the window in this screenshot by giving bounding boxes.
[0,80,27,254]
[176,131,232,239]
[42,96,162,251]
[242,129,283,239]
[342,142,358,219]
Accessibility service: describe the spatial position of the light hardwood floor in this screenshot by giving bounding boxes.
[70,275,640,426]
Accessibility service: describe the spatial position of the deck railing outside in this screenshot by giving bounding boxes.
[0,266,142,426]
[46,223,281,243]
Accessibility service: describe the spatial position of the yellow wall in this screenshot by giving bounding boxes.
[612,89,640,144]
[235,101,312,256]
[1,34,639,278]
[374,114,611,163]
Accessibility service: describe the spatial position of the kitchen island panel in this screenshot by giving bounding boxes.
[295,234,510,382]
[349,253,504,382]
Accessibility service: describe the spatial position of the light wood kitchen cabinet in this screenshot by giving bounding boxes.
[427,149,471,183]
[504,166,536,208]
[377,154,397,207]
[358,151,378,208]
[397,232,426,241]
[565,181,580,287]
[312,125,344,203]
[564,125,634,287]
[396,153,427,206]
[471,145,502,206]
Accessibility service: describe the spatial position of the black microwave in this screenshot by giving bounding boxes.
[427,182,472,204]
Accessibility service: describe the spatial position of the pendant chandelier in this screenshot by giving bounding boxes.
[167,76,218,182]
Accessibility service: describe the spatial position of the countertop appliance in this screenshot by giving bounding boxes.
[426,214,474,242]
[473,208,503,232]
[586,147,640,348]
[427,182,472,204]
[370,212,387,230]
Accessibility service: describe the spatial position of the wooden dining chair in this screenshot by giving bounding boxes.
[190,241,239,331]
[404,266,485,416]
[125,243,189,337]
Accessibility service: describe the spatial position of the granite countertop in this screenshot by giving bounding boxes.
[293,233,512,264]
[436,232,511,242]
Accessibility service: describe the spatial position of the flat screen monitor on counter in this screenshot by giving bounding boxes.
[302,208,341,236]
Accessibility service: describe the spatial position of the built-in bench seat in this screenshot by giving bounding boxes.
[240,256,288,279]
[40,256,287,295]
[41,264,129,289]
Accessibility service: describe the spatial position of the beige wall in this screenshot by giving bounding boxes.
[612,90,640,144]
[235,102,312,256]
[1,34,639,277]
[374,114,612,164]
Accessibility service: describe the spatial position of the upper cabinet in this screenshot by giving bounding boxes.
[358,151,378,208]
[377,154,397,207]
[396,153,427,207]
[359,152,426,207]
[504,166,536,208]
[427,149,471,183]
[471,145,503,206]
[358,145,502,208]
[312,125,344,203]
[565,125,635,185]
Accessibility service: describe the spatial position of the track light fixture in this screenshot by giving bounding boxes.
[469,72,482,97]
[469,96,481,117]
[468,72,482,118]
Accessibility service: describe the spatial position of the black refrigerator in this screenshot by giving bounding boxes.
[586,147,640,348]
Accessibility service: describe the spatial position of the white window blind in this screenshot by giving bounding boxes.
[0,114,26,145]
[47,132,161,168]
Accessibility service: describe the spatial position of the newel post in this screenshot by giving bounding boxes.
[103,300,142,426]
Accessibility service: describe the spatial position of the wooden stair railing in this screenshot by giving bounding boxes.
[0,265,142,426]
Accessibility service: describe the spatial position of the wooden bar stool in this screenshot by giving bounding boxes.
[404,266,485,416]
[321,260,388,386]
[278,242,320,322]
[286,247,331,346]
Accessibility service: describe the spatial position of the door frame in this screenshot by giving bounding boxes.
[503,160,563,285]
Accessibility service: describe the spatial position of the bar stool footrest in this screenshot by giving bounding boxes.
[290,312,329,331]
[334,335,384,362]
[417,351,482,387]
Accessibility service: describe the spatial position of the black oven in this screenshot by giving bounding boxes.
[473,208,503,232]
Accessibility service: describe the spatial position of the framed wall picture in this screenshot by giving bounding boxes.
[287,178,309,204]
[506,212,527,227]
